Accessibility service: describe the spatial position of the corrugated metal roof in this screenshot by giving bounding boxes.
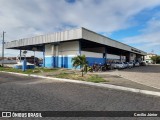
[4,27,147,55]
[81,28,146,55]
[4,28,82,48]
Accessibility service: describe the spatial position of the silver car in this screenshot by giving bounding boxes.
[114,62,125,69]
[123,62,129,68]
[128,62,134,68]
[134,62,140,67]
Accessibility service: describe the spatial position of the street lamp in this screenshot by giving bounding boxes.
[1,31,6,67]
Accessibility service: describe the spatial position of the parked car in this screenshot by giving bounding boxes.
[140,61,148,66]
[110,62,116,69]
[114,62,125,69]
[123,62,129,68]
[128,62,134,68]
[134,62,140,67]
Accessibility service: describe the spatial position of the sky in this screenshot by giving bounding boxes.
[0,0,160,57]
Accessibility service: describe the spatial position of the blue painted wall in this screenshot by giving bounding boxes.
[45,56,74,69]
[45,56,54,68]
[86,57,106,66]
[45,56,106,68]
[57,56,74,69]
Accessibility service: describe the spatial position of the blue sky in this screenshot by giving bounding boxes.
[0,0,160,57]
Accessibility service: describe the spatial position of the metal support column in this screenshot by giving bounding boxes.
[1,31,6,67]
[104,47,107,64]
[34,51,35,65]
[43,45,45,67]
[20,50,21,62]
[120,51,122,62]
[79,40,81,55]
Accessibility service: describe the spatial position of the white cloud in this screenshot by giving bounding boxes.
[122,15,160,54]
[0,0,160,56]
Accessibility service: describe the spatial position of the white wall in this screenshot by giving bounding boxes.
[106,53,120,59]
[121,56,126,60]
[145,54,156,60]
[81,51,122,60]
[120,56,126,62]
[59,41,79,56]
[82,47,105,53]
[59,51,79,56]
[81,51,102,58]
[45,44,54,56]
[59,41,79,51]
[130,53,136,61]
[45,41,79,56]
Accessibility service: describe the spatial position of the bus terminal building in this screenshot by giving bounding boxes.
[4,27,147,68]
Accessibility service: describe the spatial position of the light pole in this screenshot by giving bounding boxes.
[1,31,6,67]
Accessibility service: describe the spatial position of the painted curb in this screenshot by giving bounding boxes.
[1,71,160,97]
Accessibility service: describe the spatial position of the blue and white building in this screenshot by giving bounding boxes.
[4,27,147,68]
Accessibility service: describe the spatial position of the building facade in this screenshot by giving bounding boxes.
[4,27,147,68]
[145,53,157,63]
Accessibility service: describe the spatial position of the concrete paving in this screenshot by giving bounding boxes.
[104,65,160,90]
[94,74,160,92]
[0,72,160,120]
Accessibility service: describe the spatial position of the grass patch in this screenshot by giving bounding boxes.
[55,72,71,79]
[0,67,59,74]
[0,67,107,83]
[37,68,59,72]
[55,72,84,80]
[55,72,106,83]
[86,75,106,83]
[0,67,37,74]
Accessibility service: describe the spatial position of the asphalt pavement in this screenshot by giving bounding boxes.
[0,72,160,120]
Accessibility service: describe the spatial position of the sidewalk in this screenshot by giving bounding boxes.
[98,74,160,92]
[104,65,160,90]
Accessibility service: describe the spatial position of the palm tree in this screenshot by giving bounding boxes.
[72,55,88,77]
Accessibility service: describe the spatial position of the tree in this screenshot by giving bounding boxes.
[72,55,88,77]
[151,55,160,64]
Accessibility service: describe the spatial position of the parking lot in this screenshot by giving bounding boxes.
[107,64,160,89]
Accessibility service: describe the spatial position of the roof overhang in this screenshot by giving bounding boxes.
[4,27,147,55]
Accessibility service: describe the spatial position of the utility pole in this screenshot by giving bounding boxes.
[1,31,6,67]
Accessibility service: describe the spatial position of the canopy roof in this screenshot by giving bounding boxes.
[4,27,146,55]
